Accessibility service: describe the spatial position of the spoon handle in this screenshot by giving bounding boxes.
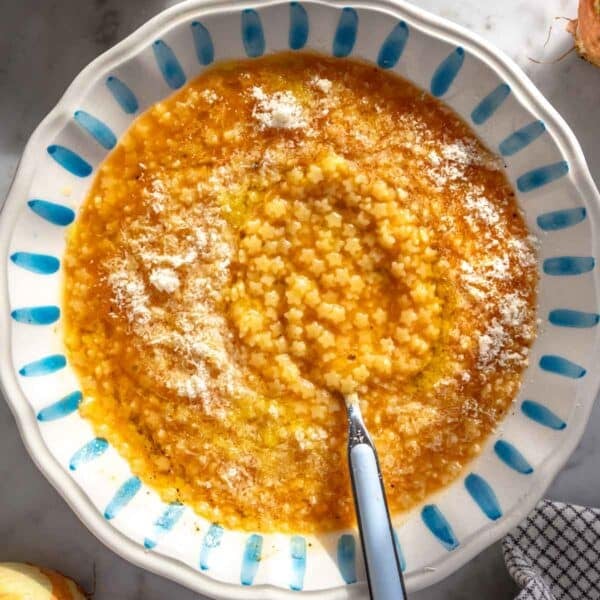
[348,404,407,600]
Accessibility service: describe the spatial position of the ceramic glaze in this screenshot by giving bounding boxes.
[1,1,600,598]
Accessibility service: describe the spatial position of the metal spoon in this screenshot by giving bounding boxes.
[345,393,407,600]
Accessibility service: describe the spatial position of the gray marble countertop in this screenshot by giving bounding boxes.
[1,0,599,598]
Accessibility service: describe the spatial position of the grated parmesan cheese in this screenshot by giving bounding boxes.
[149,267,180,293]
[107,259,151,325]
[464,190,500,227]
[477,319,507,369]
[139,249,198,268]
[251,86,307,130]
[145,179,167,213]
[500,292,528,328]
[173,372,208,400]
[104,198,244,411]
[311,76,332,94]
[426,140,501,188]
[200,88,218,104]
[508,237,537,268]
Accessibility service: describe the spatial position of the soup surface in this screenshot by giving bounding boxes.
[63,53,537,533]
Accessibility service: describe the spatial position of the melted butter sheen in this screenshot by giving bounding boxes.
[63,53,537,533]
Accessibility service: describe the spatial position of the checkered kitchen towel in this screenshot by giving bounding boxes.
[503,500,600,599]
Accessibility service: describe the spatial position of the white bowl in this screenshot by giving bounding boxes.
[1,0,600,598]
